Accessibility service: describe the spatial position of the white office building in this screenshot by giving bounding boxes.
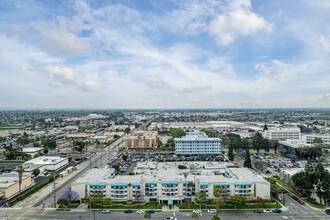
[302,134,330,144]
[263,128,301,141]
[22,156,68,173]
[72,162,270,205]
[175,133,221,155]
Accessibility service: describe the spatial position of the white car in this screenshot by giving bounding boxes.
[263,210,272,213]
[208,209,217,214]
[101,209,111,214]
[136,210,145,214]
[193,210,201,214]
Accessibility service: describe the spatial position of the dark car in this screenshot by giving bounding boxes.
[273,209,282,213]
[147,210,155,213]
[124,210,133,213]
[292,196,298,201]
[253,209,262,213]
[325,209,330,215]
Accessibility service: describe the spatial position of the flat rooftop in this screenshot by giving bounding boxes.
[0,174,30,188]
[73,162,267,185]
[24,156,67,165]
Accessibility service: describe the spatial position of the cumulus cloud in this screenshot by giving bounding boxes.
[209,0,272,45]
[147,78,169,89]
[176,85,212,93]
[32,65,101,92]
[321,93,330,101]
[33,21,91,56]
[320,35,330,52]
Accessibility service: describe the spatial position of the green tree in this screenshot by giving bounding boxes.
[73,141,85,152]
[252,132,263,153]
[228,144,234,161]
[272,140,279,153]
[194,191,207,209]
[32,168,40,177]
[122,154,128,161]
[34,153,41,158]
[228,195,246,209]
[263,124,268,131]
[16,136,30,145]
[243,149,252,168]
[144,212,151,219]
[219,136,229,146]
[68,156,72,162]
[241,138,250,150]
[17,166,25,201]
[213,185,225,216]
[212,215,221,220]
[304,158,316,199]
[42,138,57,150]
[191,212,199,219]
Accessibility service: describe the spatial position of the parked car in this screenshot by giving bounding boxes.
[193,210,201,214]
[124,210,133,213]
[136,210,145,214]
[166,217,177,220]
[253,209,262,213]
[325,209,330,215]
[273,209,282,213]
[147,210,155,213]
[263,210,272,213]
[101,209,111,214]
[292,196,298,201]
[298,200,304,205]
[208,209,216,214]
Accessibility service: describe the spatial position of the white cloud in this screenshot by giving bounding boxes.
[176,85,212,93]
[147,78,169,89]
[33,21,91,56]
[320,35,330,52]
[321,93,330,101]
[32,65,101,92]
[209,0,272,45]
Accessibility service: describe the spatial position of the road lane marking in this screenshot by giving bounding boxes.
[16,207,33,220]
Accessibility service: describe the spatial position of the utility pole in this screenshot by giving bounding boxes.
[53,172,56,208]
[90,154,92,169]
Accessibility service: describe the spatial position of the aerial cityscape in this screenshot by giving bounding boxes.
[0,0,330,220]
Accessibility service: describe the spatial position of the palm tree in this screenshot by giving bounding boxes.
[213,185,225,217]
[127,183,132,201]
[183,172,188,204]
[17,166,25,201]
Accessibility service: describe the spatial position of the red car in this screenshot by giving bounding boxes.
[298,200,304,205]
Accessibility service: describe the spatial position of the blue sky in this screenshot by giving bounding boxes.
[0,0,329,109]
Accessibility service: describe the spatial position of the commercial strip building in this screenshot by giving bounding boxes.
[22,156,68,173]
[174,132,222,155]
[0,173,33,200]
[125,131,159,149]
[263,128,301,141]
[72,162,270,204]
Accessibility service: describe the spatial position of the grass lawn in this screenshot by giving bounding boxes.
[0,126,22,130]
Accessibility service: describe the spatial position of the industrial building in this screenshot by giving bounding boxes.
[175,132,222,155]
[72,162,270,205]
[0,173,33,200]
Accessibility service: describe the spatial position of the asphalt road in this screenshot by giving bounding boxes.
[2,207,329,220]
[40,139,124,207]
